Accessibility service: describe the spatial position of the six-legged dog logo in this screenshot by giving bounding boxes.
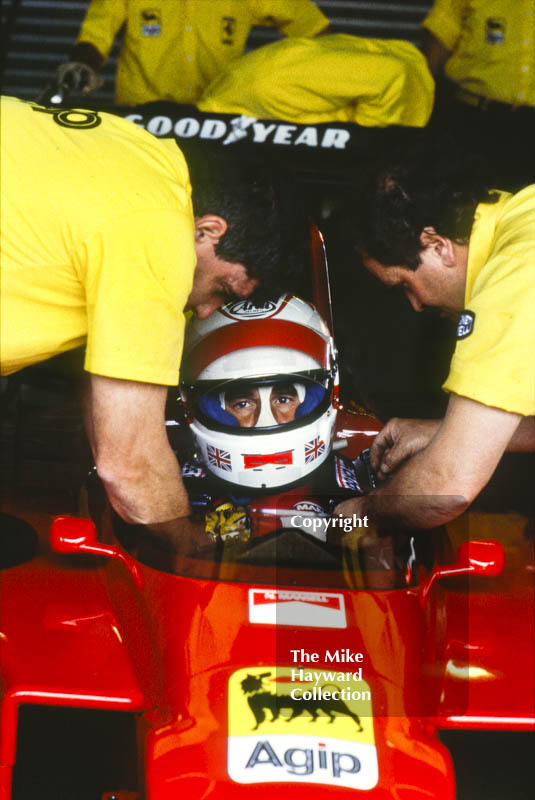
[240,672,363,731]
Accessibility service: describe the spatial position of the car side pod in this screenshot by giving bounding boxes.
[418,540,505,610]
[50,515,144,590]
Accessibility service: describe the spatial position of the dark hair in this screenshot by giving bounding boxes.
[353,142,499,270]
[182,143,294,292]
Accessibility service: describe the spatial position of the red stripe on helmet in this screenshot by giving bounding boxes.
[187,319,329,379]
[243,450,294,469]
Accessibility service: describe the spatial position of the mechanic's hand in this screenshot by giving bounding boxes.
[370,418,441,479]
[55,61,103,94]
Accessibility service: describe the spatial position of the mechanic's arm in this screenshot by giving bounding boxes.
[337,395,523,529]
[55,0,126,94]
[370,417,441,480]
[83,374,206,551]
[55,42,104,94]
[507,416,535,451]
[270,0,331,37]
[423,30,451,78]
[372,412,534,479]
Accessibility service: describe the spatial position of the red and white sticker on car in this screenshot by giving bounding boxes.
[248,588,347,628]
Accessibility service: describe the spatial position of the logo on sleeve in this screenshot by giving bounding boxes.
[221,16,236,45]
[456,310,475,339]
[485,18,506,45]
[140,9,162,37]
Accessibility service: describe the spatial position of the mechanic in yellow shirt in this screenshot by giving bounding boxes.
[442,188,534,415]
[421,0,535,189]
[422,0,535,107]
[335,148,534,530]
[55,0,329,105]
[1,95,283,549]
[197,34,434,128]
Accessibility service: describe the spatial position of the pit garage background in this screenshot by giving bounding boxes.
[1,0,452,421]
[1,0,433,100]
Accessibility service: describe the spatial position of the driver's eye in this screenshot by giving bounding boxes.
[232,399,251,410]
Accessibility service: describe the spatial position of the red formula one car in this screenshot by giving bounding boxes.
[1,274,533,799]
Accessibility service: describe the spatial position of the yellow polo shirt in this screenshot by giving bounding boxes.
[77,0,329,105]
[422,0,535,106]
[0,96,195,384]
[197,34,434,128]
[443,186,535,414]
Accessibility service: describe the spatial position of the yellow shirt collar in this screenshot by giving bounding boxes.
[465,190,511,303]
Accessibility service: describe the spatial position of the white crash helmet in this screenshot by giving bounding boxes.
[180,294,339,491]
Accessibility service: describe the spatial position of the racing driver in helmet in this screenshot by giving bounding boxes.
[177,293,382,544]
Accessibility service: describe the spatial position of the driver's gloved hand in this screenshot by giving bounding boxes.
[55,62,103,94]
[205,502,251,542]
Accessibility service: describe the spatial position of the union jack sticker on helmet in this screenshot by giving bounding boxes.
[304,437,325,463]
[207,445,232,471]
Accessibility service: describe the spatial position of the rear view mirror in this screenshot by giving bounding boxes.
[455,540,505,576]
[418,539,505,609]
[50,515,144,589]
[50,515,99,552]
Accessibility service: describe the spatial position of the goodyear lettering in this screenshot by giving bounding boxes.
[200,118,227,139]
[174,117,200,138]
[146,115,173,135]
[126,113,351,149]
[245,740,360,779]
[252,122,277,142]
[273,124,297,145]
[294,127,318,146]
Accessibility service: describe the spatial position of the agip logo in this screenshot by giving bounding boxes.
[227,667,378,789]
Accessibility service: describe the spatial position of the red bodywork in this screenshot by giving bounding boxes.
[1,411,533,799]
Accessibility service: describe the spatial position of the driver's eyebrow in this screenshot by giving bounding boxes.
[272,385,297,395]
[227,388,257,400]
